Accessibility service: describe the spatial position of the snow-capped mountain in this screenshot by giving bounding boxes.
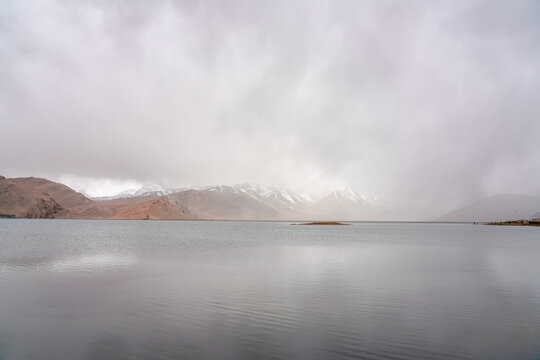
[90,189,138,200]
[234,183,308,208]
[132,183,184,198]
[91,183,184,200]
[109,188,139,199]
[202,183,309,212]
[304,187,383,220]
[92,181,384,220]
[330,187,379,205]
[197,184,383,220]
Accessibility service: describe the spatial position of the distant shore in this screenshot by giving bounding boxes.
[487,219,540,227]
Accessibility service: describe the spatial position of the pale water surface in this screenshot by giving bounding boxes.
[0,220,539,360]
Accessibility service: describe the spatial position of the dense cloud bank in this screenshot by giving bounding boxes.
[1,0,540,218]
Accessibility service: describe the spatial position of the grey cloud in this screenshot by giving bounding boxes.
[1,0,540,218]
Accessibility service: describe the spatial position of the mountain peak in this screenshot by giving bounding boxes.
[330,187,378,205]
[231,183,309,207]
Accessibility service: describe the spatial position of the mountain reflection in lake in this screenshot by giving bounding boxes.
[1,220,540,360]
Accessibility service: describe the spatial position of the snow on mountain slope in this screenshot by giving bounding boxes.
[234,183,309,208]
[90,189,138,201]
[92,182,383,220]
[304,187,384,220]
[201,183,309,212]
[91,183,184,200]
[331,187,379,205]
[133,183,183,197]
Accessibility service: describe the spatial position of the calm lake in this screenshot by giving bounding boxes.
[0,220,539,360]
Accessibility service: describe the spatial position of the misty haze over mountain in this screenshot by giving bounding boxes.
[1,0,540,220]
[2,175,540,221]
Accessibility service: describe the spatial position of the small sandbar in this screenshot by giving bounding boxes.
[294,221,349,226]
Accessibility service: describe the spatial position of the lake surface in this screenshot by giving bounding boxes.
[1,220,540,360]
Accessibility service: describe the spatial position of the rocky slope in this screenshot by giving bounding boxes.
[167,188,282,220]
[0,176,181,220]
[0,176,113,218]
[111,197,192,220]
[0,177,63,218]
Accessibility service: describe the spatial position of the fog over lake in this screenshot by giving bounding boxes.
[1,220,539,360]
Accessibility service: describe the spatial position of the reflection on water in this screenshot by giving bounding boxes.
[49,253,137,272]
[0,220,540,360]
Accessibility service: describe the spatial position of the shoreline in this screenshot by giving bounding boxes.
[487,220,540,227]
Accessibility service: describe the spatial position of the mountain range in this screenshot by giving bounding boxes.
[0,176,383,221]
[2,175,540,222]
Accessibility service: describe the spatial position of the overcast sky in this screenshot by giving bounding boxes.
[1,0,540,217]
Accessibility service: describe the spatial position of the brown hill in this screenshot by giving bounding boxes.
[167,189,280,220]
[0,177,64,218]
[0,176,116,218]
[0,176,191,220]
[111,197,192,220]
